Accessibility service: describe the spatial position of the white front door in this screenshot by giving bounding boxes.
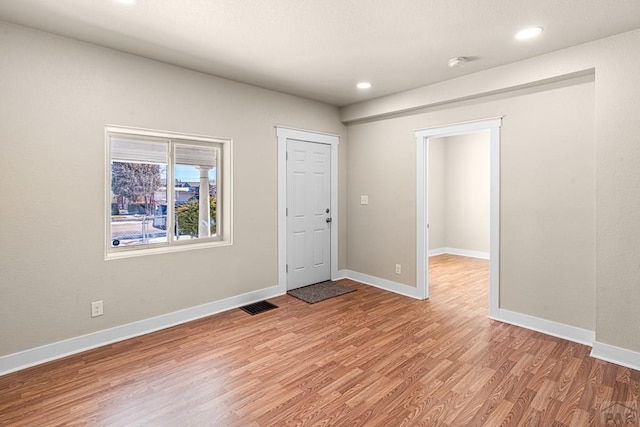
[286,139,332,290]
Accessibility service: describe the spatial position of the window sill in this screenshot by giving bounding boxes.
[105,239,232,260]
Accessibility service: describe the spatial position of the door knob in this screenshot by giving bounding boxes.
[326,217,332,223]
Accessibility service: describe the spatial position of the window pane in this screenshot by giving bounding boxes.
[174,144,218,240]
[106,128,229,257]
[110,161,168,247]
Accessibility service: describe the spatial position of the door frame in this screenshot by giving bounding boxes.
[415,117,501,318]
[276,126,339,293]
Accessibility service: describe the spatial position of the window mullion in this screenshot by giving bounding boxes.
[215,146,222,238]
[167,140,176,243]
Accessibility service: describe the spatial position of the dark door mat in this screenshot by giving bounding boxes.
[287,281,355,304]
[240,300,278,315]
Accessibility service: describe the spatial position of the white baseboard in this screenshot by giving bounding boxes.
[344,270,423,299]
[591,341,640,372]
[429,247,490,260]
[342,273,640,372]
[5,276,639,377]
[334,269,349,280]
[0,286,284,377]
[428,247,447,257]
[342,270,601,349]
[342,268,640,373]
[494,308,595,346]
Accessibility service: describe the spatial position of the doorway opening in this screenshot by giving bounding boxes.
[276,126,339,293]
[415,118,501,318]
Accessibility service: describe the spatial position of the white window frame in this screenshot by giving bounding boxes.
[105,125,232,260]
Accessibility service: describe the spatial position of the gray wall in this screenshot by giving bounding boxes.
[428,133,490,255]
[0,22,346,357]
[2,19,640,363]
[345,29,640,353]
[347,79,596,331]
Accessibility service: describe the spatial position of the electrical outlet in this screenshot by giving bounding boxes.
[395,264,402,275]
[360,195,369,205]
[91,300,104,317]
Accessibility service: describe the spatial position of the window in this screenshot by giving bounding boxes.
[106,126,231,258]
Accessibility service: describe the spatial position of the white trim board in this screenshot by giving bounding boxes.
[4,271,639,376]
[591,342,640,372]
[494,308,595,347]
[428,247,489,260]
[415,117,502,316]
[343,270,422,300]
[496,310,640,371]
[341,268,595,347]
[351,269,639,372]
[343,266,640,371]
[342,270,598,350]
[335,269,349,280]
[0,286,283,377]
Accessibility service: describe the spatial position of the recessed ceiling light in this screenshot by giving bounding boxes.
[515,26,543,40]
[115,0,136,5]
[356,82,372,90]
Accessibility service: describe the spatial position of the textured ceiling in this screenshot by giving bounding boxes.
[1,0,639,106]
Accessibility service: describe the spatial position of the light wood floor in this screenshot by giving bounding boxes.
[1,255,638,426]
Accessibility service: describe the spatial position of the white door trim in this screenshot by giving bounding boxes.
[276,126,339,293]
[415,117,501,318]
